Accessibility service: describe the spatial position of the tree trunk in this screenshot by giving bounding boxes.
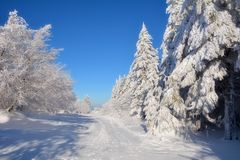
[224,72,237,140]
[7,105,14,112]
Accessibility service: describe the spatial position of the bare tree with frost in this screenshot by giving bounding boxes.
[0,10,76,113]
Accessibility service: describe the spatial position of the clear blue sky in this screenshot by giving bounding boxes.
[0,0,168,105]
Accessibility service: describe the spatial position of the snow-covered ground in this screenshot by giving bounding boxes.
[0,111,240,160]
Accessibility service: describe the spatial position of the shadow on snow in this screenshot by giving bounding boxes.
[0,113,96,160]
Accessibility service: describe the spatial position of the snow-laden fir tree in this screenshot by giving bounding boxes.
[143,50,161,129]
[107,23,160,121]
[128,23,160,119]
[153,0,240,139]
[106,75,132,115]
[0,11,76,113]
[112,75,126,100]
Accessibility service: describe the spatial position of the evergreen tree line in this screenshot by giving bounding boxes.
[110,0,240,140]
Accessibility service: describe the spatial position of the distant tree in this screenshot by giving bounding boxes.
[112,75,126,100]
[74,98,82,113]
[79,96,91,114]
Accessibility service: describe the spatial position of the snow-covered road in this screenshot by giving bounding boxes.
[78,115,231,160]
[0,112,240,160]
[79,115,161,160]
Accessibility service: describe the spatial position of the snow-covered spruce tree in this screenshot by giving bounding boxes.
[143,50,161,129]
[152,0,240,139]
[107,23,160,120]
[128,23,160,119]
[112,75,126,100]
[0,10,76,113]
[105,74,132,116]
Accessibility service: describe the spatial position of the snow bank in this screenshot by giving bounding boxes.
[0,110,9,123]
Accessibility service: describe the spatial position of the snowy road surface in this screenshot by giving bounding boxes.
[0,112,240,160]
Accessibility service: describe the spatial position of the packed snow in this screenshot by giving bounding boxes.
[0,111,240,160]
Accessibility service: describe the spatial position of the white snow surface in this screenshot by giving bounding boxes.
[0,111,9,124]
[0,111,240,160]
